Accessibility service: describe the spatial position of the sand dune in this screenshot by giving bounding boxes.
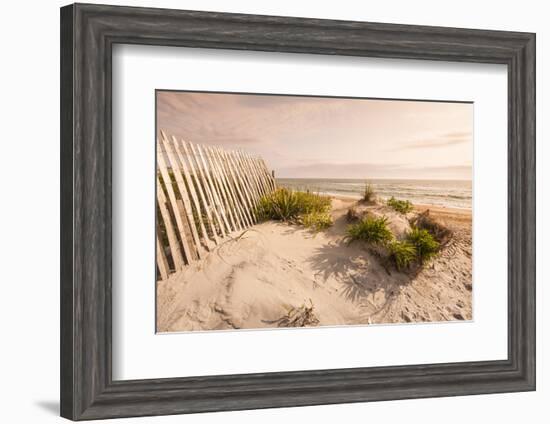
[157,197,472,332]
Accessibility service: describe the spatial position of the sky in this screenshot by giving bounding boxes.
[157,91,473,180]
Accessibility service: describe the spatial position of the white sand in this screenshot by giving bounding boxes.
[157,197,472,332]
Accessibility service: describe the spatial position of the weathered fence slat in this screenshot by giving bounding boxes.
[171,136,214,251]
[249,153,268,197]
[156,228,170,281]
[213,146,247,230]
[261,159,276,191]
[160,133,205,259]
[215,145,243,231]
[180,140,220,245]
[156,174,185,270]
[196,143,233,235]
[156,131,276,280]
[157,144,197,263]
[205,145,239,232]
[236,150,260,206]
[219,148,254,227]
[189,142,228,238]
[242,151,263,201]
[226,149,257,223]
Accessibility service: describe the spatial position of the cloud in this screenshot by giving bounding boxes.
[276,162,406,178]
[397,131,472,150]
[157,91,473,180]
[192,136,261,145]
[417,165,472,174]
[157,92,268,147]
[276,162,471,179]
[157,91,350,152]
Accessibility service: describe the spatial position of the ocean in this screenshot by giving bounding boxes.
[276,178,472,209]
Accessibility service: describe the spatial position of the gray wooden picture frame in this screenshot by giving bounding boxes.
[60,3,536,421]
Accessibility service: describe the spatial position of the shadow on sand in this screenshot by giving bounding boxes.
[306,235,415,308]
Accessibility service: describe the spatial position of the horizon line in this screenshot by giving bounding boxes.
[274,176,472,182]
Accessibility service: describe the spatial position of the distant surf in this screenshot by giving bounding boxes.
[276,178,472,209]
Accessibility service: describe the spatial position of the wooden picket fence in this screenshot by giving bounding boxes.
[156,131,276,281]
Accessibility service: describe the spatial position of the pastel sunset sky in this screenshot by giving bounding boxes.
[157,91,473,180]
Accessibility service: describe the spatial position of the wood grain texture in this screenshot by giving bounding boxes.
[60,3,536,420]
[60,4,74,419]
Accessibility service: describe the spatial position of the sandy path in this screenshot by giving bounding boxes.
[157,198,472,332]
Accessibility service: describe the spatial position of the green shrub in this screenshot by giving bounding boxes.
[258,188,332,229]
[301,211,333,231]
[387,196,413,214]
[406,227,440,262]
[387,240,417,270]
[346,216,393,245]
[363,182,375,202]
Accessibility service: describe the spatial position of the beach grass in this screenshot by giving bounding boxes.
[363,182,375,202]
[410,210,453,245]
[301,210,333,231]
[345,208,442,271]
[387,196,413,214]
[345,216,393,245]
[406,227,440,263]
[387,240,417,270]
[258,188,332,230]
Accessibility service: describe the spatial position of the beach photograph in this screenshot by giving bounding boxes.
[155,91,473,333]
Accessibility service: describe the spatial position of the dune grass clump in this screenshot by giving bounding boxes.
[363,182,376,202]
[387,240,417,270]
[301,211,333,231]
[346,206,360,223]
[347,216,417,271]
[294,190,332,215]
[387,196,413,214]
[410,210,453,245]
[345,210,443,272]
[346,216,393,245]
[258,188,332,230]
[406,227,440,263]
[257,188,300,221]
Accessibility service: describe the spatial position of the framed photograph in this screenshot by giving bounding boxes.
[60,3,536,420]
